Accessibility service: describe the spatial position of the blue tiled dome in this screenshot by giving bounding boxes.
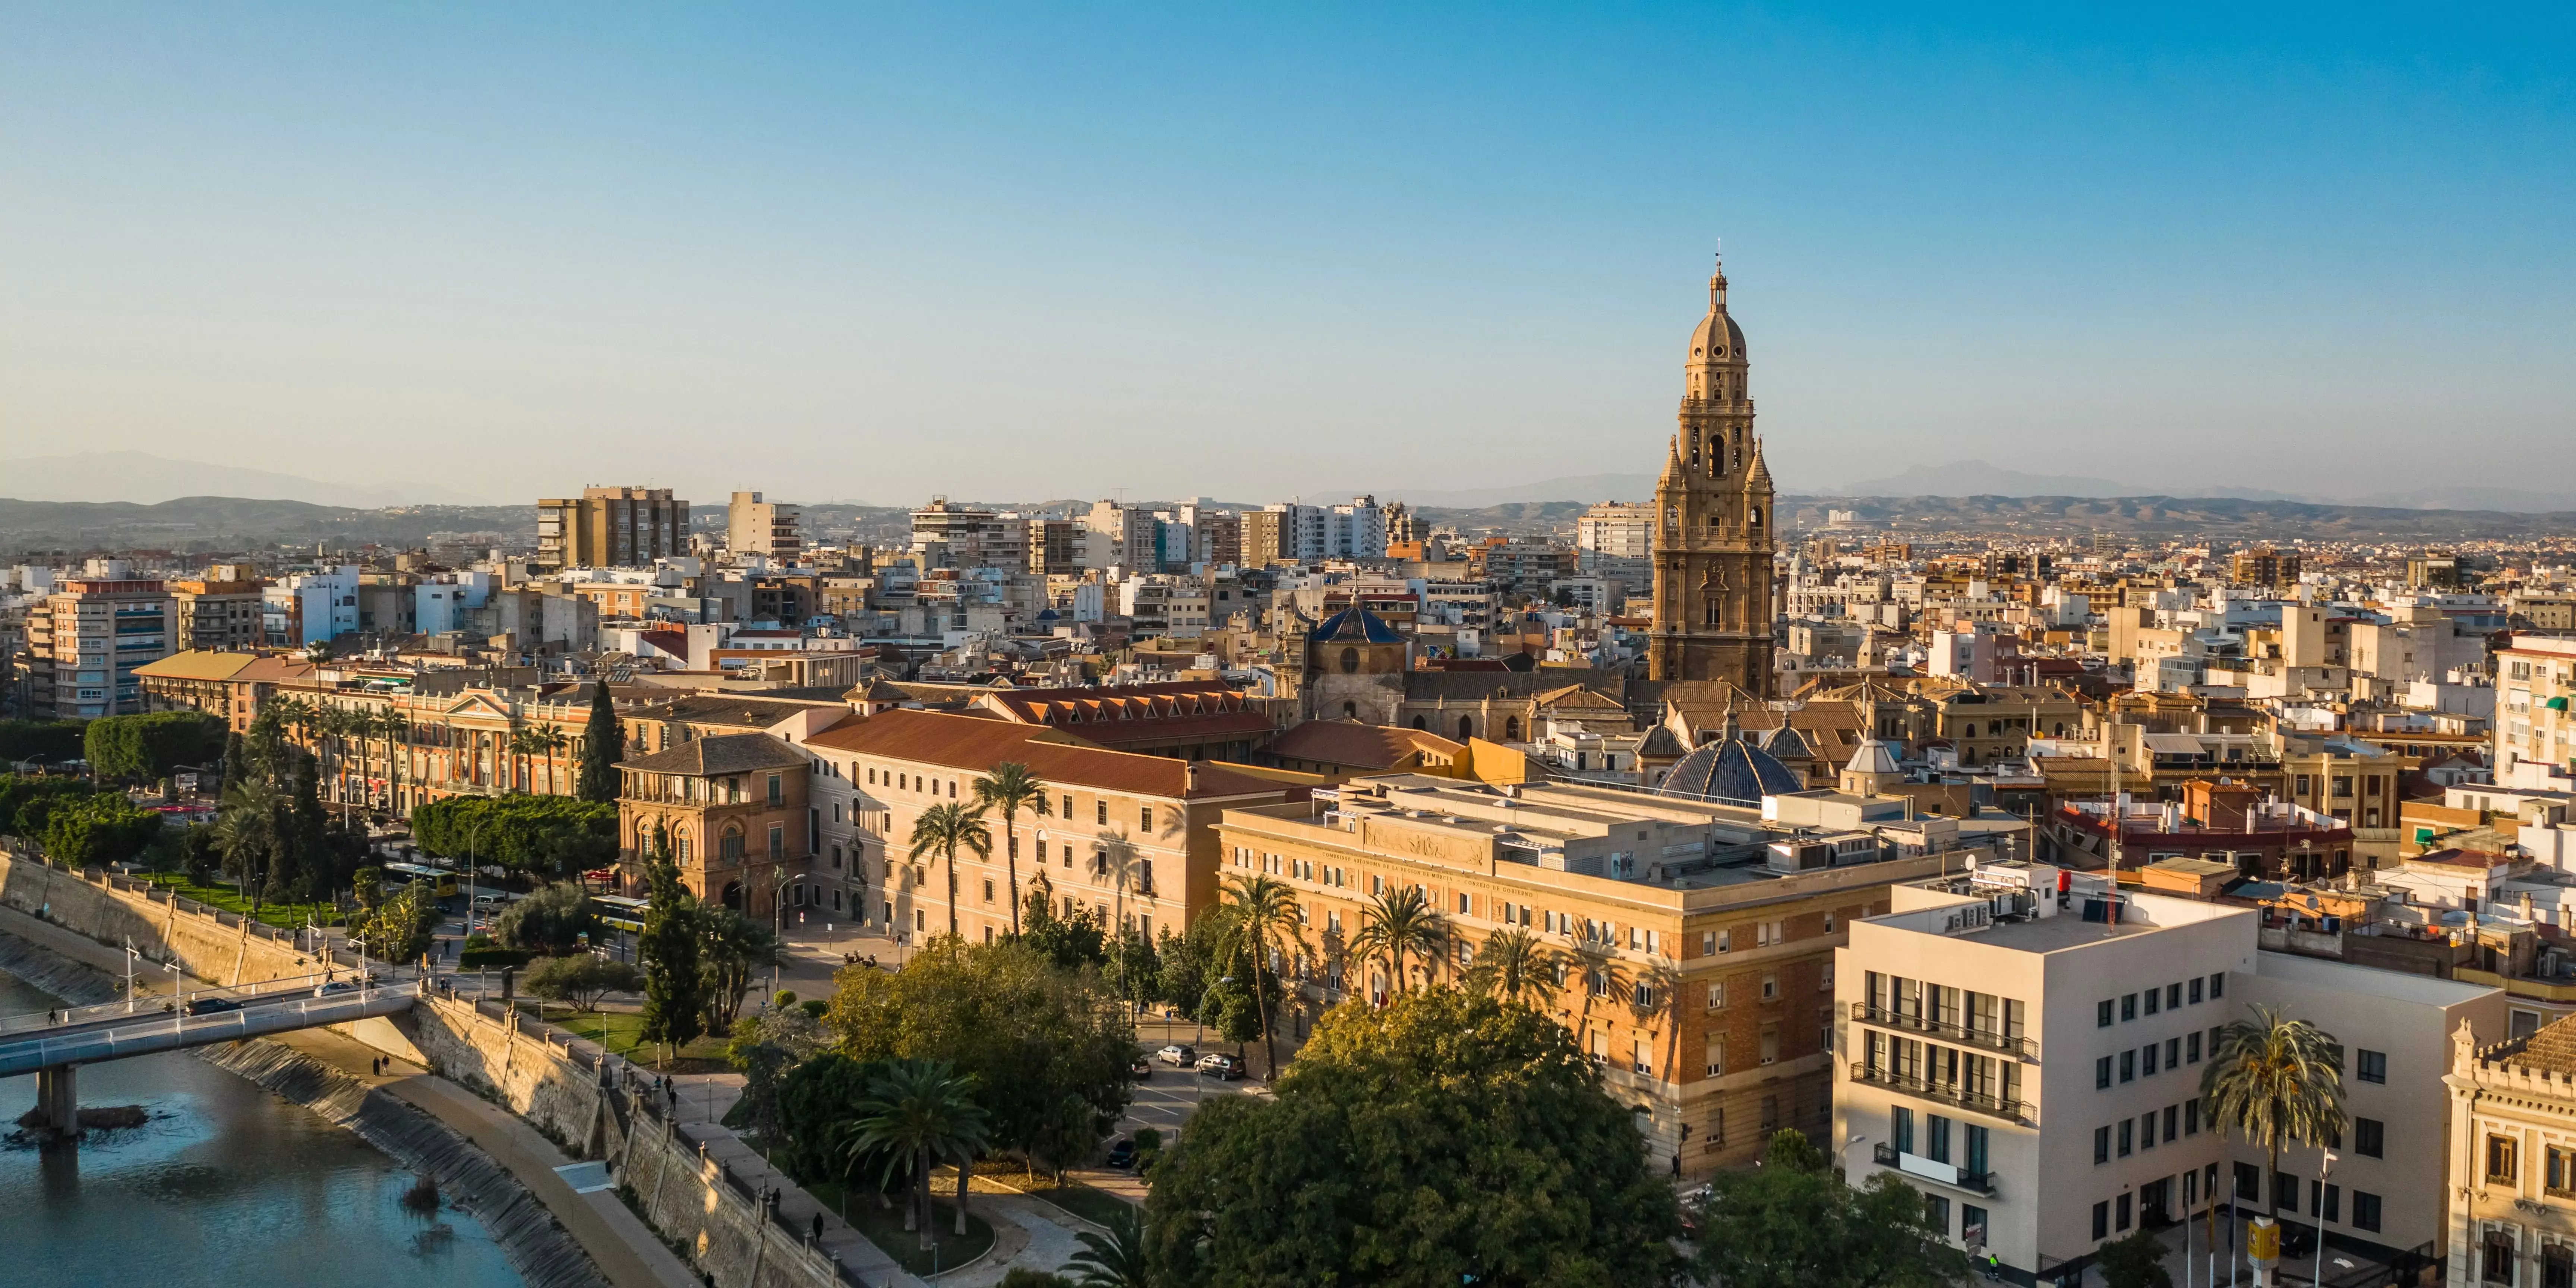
[1313,607,1404,644]
[1657,736,1802,808]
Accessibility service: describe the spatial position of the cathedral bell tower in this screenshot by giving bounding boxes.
[1648,253,1775,694]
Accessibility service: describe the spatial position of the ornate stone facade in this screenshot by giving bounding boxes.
[1649,255,1775,695]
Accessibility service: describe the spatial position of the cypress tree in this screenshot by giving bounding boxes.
[576,681,624,804]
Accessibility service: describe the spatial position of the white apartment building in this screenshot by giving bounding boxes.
[2497,635,2576,792]
[1265,497,1387,563]
[262,565,360,647]
[1838,872,2501,1285]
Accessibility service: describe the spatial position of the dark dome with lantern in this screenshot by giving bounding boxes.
[1312,607,1405,644]
[1656,734,1802,808]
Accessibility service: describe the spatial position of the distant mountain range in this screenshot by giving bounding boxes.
[0,451,494,508]
[1826,460,2576,513]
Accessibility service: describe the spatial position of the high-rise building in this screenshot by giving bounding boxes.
[536,486,689,570]
[2228,546,2301,590]
[1578,500,1656,591]
[35,559,176,718]
[1027,517,1081,575]
[1084,499,1159,570]
[727,491,803,562]
[1649,255,1775,692]
[171,566,264,651]
[910,498,1028,572]
[1240,509,1285,567]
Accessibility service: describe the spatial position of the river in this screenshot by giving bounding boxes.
[0,967,524,1288]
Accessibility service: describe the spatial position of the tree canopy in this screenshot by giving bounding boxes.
[825,936,1136,1180]
[410,795,618,877]
[575,682,622,803]
[493,880,601,954]
[39,790,164,868]
[1690,1129,1968,1288]
[0,719,86,767]
[83,711,226,784]
[1143,987,1683,1288]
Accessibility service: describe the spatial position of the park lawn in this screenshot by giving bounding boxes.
[141,872,342,932]
[804,1180,995,1279]
[971,1159,1137,1228]
[542,1007,730,1070]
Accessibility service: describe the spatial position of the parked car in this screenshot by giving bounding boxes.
[1130,1054,1153,1079]
[1156,1044,1196,1066]
[1105,1138,1137,1169]
[1196,1052,1246,1080]
[183,995,243,1016]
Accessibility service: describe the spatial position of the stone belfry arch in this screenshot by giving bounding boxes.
[1648,252,1775,693]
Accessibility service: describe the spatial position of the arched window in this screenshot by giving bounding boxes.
[1963,724,1979,739]
[1504,717,1522,741]
[720,826,744,862]
[1409,716,1427,730]
[1458,716,1474,741]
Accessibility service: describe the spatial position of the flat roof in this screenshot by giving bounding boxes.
[2252,948,2498,1007]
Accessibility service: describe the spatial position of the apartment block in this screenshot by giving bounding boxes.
[536,486,689,570]
[1838,875,2498,1284]
[170,574,264,651]
[727,490,804,562]
[33,560,176,718]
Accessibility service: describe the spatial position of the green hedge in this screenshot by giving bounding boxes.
[410,795,619,877]
[461,947,535,969]
[84,711,227,783]
[0,719,86,766]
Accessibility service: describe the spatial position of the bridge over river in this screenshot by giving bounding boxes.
[0,969,420,1137]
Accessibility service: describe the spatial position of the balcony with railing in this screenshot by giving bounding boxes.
[1872,1142,1996,1196]
[1848,1061,2031,1125]
[1848,1002,2039,1062]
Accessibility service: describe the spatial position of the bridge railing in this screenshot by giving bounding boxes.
[0,966,386,1037]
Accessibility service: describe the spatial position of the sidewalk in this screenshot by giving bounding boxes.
[272,1024,703,1288]
[675,1115,925,1287]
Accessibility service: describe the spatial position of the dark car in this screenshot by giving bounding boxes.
[1196,1052,1246,1080]
[183,995,243,1016]
[1130,1055,1153,1079]
[2279,1222,2318,1260]
[1105,1138,1138,1169]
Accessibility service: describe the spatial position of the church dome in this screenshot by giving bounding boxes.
[1688,310,1746,364]
[1656,735,1802,808]
[1313,607,1404,644]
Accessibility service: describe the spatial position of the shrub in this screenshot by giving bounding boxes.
[84,712,225,784]
[521,954,645,1010]
[493,882,599,955]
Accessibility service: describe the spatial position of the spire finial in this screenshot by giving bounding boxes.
[1710,241,1728,311]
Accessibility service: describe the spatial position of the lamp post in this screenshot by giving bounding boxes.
[2311,1151,2336,1288]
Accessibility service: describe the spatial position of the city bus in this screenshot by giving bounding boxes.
[381,861,460,900]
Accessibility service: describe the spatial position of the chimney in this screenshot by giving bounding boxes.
[1184,761,1198,793]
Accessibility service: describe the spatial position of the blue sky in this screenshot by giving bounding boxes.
[3,4,2570,505]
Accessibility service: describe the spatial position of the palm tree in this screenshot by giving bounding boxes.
[212,778,286,924]
[532,724,569,795]
[506,723,549,794]
[970,761,1046,937]
[2203,1003,2347,1229]
[907,802,992,938]
[1067,1205,1149,1288]
[1350,883,1448,998]
[1465,927,1560,1005]
[1095,828,1141,939]
[835,1059,992,1248]
[1215,873,1307,1077]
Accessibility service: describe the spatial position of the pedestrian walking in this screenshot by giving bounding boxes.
[811,1212,823,1242]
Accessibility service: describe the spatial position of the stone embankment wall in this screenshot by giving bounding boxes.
[388,994,853,1288]
[0,851,317,988]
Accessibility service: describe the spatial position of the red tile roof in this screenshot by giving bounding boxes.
[806,709,1291,801]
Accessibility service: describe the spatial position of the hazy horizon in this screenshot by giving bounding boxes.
[5,6,2571,503]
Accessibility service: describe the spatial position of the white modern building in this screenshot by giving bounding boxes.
[1837,869,2501,1285]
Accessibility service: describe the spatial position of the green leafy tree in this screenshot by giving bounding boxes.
[2096,1226,2174,1288]
[835,1058,993,1247]
[1144,987,1683,1288]
[698,905,783,1034]
[520,953,644,1011]
[493,881,600,954]
[1465,927,1559,1004]
[575,681,622,803]
[411,796,619,878]
[84,711,226,784]
[1692,1128,1968,1288]
[775,1052,888,1185]
[1349,882,1448,994]
[1018,875,1109,969]
[0,719,86,766]
[825,936,1137,1189]
[351,880,442,966]
[724,1005,829,1143]
[970,761,1046,937]
[638,849,706,1063]
[39,792,164,868]
[908,801,992,939]
[1104,927,1159,1016]
[2202,1003,2347,1225]
[1153,912,1225,1017]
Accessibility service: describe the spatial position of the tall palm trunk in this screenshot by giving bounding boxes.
[916,1144,935,1251]
[1004,818,1022,936]
[1251,930,1276,1075]
[944,840,960,936]
[955,1156,972,1235]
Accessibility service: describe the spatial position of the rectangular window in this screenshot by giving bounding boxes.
[1926,1114,1952,1164]
[2116,1192,2131,1232]
[1705,1035,1725,1076]
[1965,1125,1989,1176]
[1962,1202,1988,1244]
[1924,1194,1950,1236]
[2489,1134,2520,1184]
[2143,989,2159,1016]
[2096,1056,2112,1090]
[2094,1125,2111,1164]
[2358,1049,2387,1083]
[2163,1104,2179,1141]
[1140,806,1153,831]
[768,823,785,857]
[2185,1099,2200,1136]
[766,773,782,806]
[2118,1119,2133,1157]
[2189,977,2203,1004]
[2550,1145,2576,1195]
[1708,982,1725,1010]
[2122,993,2138,1022]
[2142,1044,2158,1076]
[2097,999,2115,1027]
[2210,972,2225,999]
[2166,1037,2181,1068]
[1891,1106,1914,1155]
[1702,931,1718,956]
[2119,1050,2135,1083]
[2236,1162,2261,1202]
[2092,1201,2110,1242]
[2356,1117,2384,1159]
[1096,800,1108,824]
[2167,982,2182,1010]
[2351,1191,2381,1233]
[2139,1111,2156,1149]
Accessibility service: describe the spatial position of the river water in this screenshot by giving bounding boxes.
[0,969,524,1288]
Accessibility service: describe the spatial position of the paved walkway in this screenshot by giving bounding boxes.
[272,1023,703,1288]
[681,1118,926,1287]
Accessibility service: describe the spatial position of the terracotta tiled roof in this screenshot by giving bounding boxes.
[972,683,1275,748]
[2510,1017,2576,1077]
[619,732,809,776]
[135,650,262,682]
[1266,720,1462,772]
[806,709,1290,801]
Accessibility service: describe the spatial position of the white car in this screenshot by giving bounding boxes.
[1156,1044,1196,1066]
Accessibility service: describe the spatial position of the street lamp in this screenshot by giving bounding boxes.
[2311,1151,2337,1288]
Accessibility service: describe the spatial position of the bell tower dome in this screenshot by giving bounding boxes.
[1649,251,1775,694]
